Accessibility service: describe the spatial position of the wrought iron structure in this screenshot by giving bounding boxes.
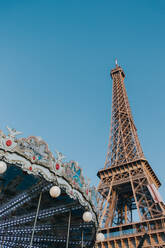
[0,127,98,247]
[96,63,165,247]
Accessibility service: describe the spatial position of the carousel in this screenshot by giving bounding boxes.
[0,127,98,248]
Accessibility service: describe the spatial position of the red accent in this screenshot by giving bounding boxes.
[6,140,12,147]
[86,189,88,195]
[56,163,60,170]
[32,156,36,160]
[29,166,32,171]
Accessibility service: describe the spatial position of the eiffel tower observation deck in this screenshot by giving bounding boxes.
[96,62,165,247]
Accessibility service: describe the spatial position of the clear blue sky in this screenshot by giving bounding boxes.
[0,0,164,199]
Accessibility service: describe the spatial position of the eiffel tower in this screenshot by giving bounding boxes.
[96,62,165,247]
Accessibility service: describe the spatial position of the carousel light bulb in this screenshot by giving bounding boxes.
[0,161,7,174]
[49,186,61,198]
[96,232,105,242]
[83,211,92,222]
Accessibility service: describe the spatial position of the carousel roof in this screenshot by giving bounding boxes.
[0,127,98,222]
[0,127,98,248]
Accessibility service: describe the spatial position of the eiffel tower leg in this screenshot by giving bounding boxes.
[105,190,117,227]
[129,170,143,221]
[143,164,165,215]
[99,176,114,227]
[129,163,164,220]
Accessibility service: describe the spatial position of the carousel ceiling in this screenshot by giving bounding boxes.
[0,127,98,248]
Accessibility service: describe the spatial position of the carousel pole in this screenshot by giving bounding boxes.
[81,230,84,248]
[66,210,71,248]
[30,192,42,248]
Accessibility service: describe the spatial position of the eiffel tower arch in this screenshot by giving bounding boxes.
[96,63,165,247]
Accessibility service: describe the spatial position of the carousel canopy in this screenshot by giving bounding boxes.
[0,127,98,248]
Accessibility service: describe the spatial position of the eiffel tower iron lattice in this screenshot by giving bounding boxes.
[96,63,165,248]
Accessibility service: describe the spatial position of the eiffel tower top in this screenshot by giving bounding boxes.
[105,62,145,169]
[110,60,125,78]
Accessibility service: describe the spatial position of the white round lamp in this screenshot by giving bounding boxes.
[96,232,105,242]
[83,211,92,222]
[49,186,61,198]
[0,161,7,174]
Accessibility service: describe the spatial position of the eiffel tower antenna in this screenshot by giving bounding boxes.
[96,64,165,247]
[115,58,118,66]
